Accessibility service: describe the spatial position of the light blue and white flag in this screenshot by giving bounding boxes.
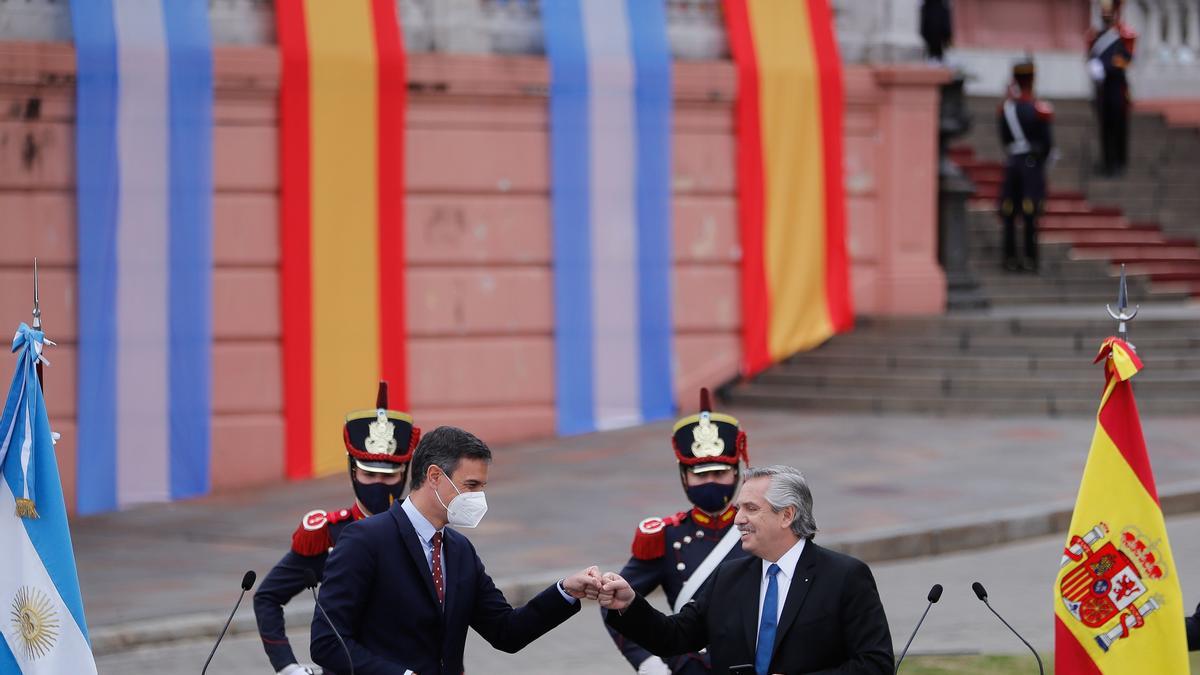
[0,324,96,673]
[71,0,214,514]
[543,0,675,435]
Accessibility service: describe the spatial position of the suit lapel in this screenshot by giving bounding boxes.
[773,541,818,654]
[390,502,440,607]
[737,557,762,656]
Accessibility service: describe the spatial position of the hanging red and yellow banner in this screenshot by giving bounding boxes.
[1054,338,1187,673]
[277,0,407,478]
[723,0,852,377]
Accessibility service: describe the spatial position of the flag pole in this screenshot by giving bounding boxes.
[32,257,44,391]
[1106,263,1139,343]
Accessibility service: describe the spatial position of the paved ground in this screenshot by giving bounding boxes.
[95,512,1200,673]
[72,408,1200,671]
[76,409,1200,630]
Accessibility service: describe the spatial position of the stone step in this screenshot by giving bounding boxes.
[812,333,1200,354]
[1041,230,1167,245]
[1072,245,1200,262]
[752,369,1200,398]
[1149,269,1200,281]
[730,387,1200,416]
[790,350,1200,374]
[846,312,1200,337]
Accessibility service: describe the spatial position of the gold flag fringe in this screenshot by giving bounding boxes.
[15,498,39,519]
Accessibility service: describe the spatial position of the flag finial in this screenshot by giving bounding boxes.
[1106,264,1139,342]
[31,257,41,331]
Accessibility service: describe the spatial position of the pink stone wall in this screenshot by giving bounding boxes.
[1136,99,1200,128]
[0,43,947,510]
[953,0,1091,51]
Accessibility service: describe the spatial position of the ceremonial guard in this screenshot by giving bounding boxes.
[605,388,751,674]
[997,57,1055,273]
[253,381,419,675]
[919,0,952,63]
[1087,0,1136,176]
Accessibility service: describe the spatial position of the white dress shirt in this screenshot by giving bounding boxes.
[756,537,806,641]
[402,498,443,571]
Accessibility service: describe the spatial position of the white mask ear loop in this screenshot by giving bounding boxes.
[433,468,461,510]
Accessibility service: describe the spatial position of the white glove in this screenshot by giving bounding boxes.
[1087,57,1105,83]
[637,655,672,675]
[277,665,315,675]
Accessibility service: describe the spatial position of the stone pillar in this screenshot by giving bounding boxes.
[428,0,489,53]
[1188,0,1200,56]
[936,72,988,310]
[859,65,950,314]
[833,0,925,63]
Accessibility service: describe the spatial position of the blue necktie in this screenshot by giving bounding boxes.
[755,564,781,675]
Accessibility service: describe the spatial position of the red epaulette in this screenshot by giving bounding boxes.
[631,510,687,560]
[1035,100,1054,121]
[290,504,348,557]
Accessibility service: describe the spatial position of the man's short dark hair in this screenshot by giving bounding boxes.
[409,426,493,490]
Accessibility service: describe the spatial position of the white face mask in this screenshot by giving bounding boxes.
[434,471,488,528]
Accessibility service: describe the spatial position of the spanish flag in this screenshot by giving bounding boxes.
[277,0,407,478]
[1054,338,1187,672]
[723,0,853,377]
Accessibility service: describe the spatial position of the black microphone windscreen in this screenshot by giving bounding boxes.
[241,570,257,591]
[303,569,319,589]
[972,581,987,601]
[928,584,943,603]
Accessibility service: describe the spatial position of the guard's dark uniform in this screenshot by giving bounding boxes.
[605,388,750,674]
[997,59,1054,272]
[255,504,365,671]
[1087,1,1136,176]
[254,381,419,674]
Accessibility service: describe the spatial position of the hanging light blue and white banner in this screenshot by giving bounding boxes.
[0,325,97,673]
[71,0,214,514]
[544,0,675,435]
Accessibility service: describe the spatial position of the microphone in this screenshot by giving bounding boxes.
[894,584,942,673]
[201,570,256,674]
[972,582,1044,675]
[305,569,354,675]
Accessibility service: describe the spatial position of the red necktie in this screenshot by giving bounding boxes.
[431,531,445,604]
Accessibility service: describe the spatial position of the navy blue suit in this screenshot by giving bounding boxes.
[310,500,580,674]
[607,542,893,674]
[255,505,363,671]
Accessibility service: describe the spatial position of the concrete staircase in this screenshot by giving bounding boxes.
[729,308,1200,416]
[960,97,1200,299]
[727,97,1200,417]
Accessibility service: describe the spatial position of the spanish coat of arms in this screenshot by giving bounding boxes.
[1059,522,1167,652]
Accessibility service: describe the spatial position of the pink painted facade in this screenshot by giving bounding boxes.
[0,43,947,510]
[953,0,1091,51]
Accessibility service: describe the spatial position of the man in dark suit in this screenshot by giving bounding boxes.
[310,426,602,674]
[601,465,892,675]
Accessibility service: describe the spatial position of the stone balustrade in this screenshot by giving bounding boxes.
[1105,0,1200,98]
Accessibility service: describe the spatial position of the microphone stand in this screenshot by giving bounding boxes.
[981,598,1044,675]
[894,602,933,672]
[306,572,355,675]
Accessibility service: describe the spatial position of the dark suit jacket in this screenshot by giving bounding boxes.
[311,501,581,674]
[1188,601,1200,651]
[607,541,892,674]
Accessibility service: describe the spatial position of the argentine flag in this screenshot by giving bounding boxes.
[0,324,96,673]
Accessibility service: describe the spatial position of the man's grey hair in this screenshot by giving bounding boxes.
[743,465,818,539]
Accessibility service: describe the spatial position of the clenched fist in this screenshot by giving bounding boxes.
[598,572,635,611]
[562,566,603,600]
